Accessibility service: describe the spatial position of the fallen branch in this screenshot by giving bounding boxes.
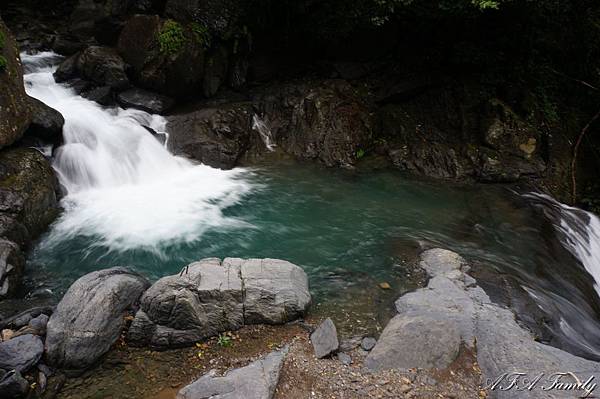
[571,107,600,203]
[550,68,600,92]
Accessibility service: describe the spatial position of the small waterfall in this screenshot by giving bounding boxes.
[252,114,276,152]
[22,52,253,251]
[526,193,600,297]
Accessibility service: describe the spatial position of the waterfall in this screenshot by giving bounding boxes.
[525,193,600,298]
[252,114,276,152]
[22,52,253,251]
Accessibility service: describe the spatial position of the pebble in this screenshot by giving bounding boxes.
[361,337,377,351]
[337,352,352,365]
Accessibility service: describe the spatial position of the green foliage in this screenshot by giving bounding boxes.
[217,333,232,348]
[158,20,186,56]
[355,148,366,159]
[190,22,211,49]
[0,55,6,71]
[0,30,5,49]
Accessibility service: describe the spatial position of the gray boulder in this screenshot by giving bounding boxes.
[234,258,311,325]
[310,318,339,359]
[177,347,288,399]
[128,258,244,348]
[0,240,25,299]
[117,88,174,114]
[0,370,29,399]
[26,97,65,145]
[128,258,310,348]
[45,267,149,372]
[365,248,600,398]
[0,334,43,373]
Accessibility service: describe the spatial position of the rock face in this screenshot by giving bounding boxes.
[310,318,339,359]
[117,88,174,114]
[0,334,43,373]
[25,97,65,146]
[0,18,32,149]
[177,347,288,399]
[45,267,150,372]
[75,46,130,90]
[128,258,310,348]
[0,148,59,299]
[253,80,373,167]
[366,248,600,398]
[167,103,254,169]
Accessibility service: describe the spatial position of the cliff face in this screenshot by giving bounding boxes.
[0,17,31,149]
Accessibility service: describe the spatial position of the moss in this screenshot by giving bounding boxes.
[158,19,186,56]
[190,22,211,49]
[0,55,6,71]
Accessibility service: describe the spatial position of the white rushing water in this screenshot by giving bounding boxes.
[252,114,276,152]
[22,52,253,251]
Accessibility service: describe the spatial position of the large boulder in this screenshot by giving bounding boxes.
[0,334,43,373]
[128,258,245,348]
[75,46,129,90]
[365,248,600,398]
[0,240,25,299]
[25,97,65,146]
[0,18,32,149]
[0,370,29,399]
[252,80,373,167]
[165,0,242,36]
[128,258,310,348]
[177,347,288,399]
[45,267,150,372]
[117,88,174,114]
[310,318,339,359]
[167,102,254,169]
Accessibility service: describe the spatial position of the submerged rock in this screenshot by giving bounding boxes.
[0,18,32,150]
[0,334,43,373]
[366,248,600,398]
[45,267,149,372]
[117,88,174,114]
[177,347,288,399]
[310,318,339,359]
[129,258,310,348]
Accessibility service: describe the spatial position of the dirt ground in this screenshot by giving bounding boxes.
[53,317,486,399]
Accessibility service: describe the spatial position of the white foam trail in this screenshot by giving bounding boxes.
[252,114,276,152]
[22,52,253,251]
[526,193,600,297]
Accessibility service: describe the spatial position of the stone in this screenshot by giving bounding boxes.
[117,88,174,114]
[0,18,32,150]
[129,258,311,348]
[0,370,28,399]
[235,258,311,325]
[360,337,376,351]
[26,97,65,145]
[75,46,129,90]
[45,267,149,372]
[0,334,43,372]
[337,352,352,365]
[177,347,288,399]
[82,86,114,106]
[53,54,79,83]
[167,103,254,169]
[0,240,25,299]
[28,313,49,334]
[128,258,244,348]
[310,318,339,359]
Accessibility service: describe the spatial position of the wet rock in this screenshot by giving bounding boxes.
[76,46,129,90]
[82,86,114,106]
[28,313,49,334]
[26,97,65,145]
[0,19,32,150]
[360,337,376,351]
[310,318,339,359]
[45,267,149,372]
[177,347,288,399]
[53,54,79,83]
[0,370,28,399]
[253,80,373,167]
[129,258,310,348]
[128,258,244,348]
[0,306,54,330]
[0,240,25,299]
[235,258,311,325]
[0,334,43,372]
[117,88,174,114]
[167,103,254,169]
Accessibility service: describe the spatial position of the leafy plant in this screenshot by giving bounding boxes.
[158,20,186,56]
[0,30,5,48]
[0,56,6,72]
[217,333,232,348]
[355,148,366,159]
[190,22,211,49]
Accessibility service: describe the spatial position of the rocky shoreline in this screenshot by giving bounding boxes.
[2,248,599,398]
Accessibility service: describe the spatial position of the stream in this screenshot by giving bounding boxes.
[19,52,600,362]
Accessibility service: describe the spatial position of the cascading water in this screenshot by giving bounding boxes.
[22,52,253,251]
[252,114,276,152]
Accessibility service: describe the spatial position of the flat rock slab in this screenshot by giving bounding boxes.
[177,347,288,399]
[45,267,149,372]
[0,334,43,372]
[365,248,600,398]
[129,258,310,348]
[117,88,174,114]
[310,318,339,358]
